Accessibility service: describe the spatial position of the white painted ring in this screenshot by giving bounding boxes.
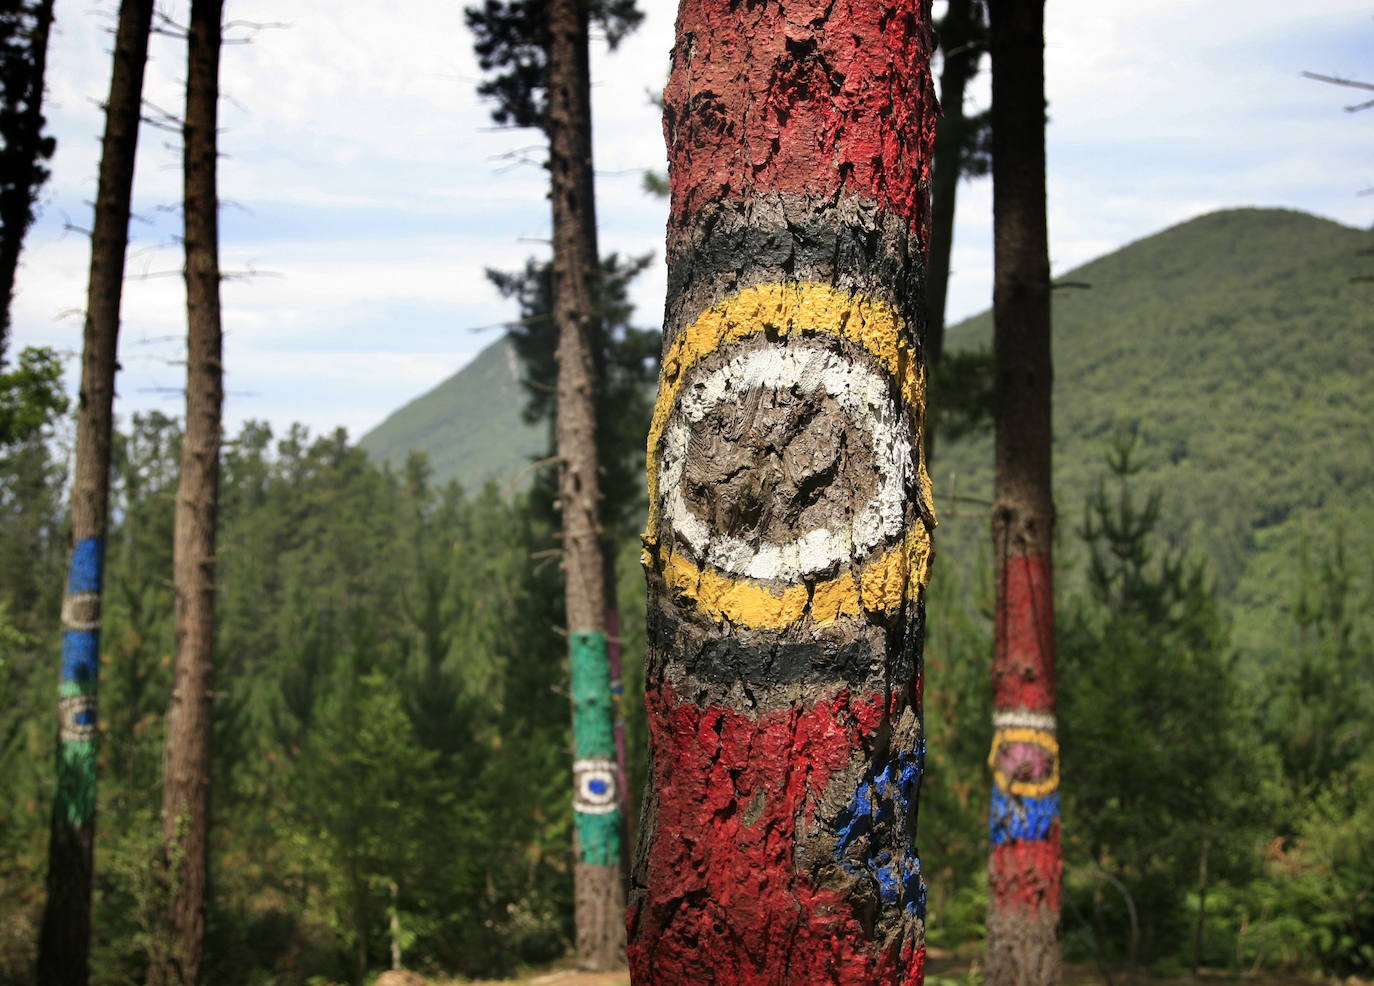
[992,708,1058,732]
[573,758,618,815]
[659,345,913,582]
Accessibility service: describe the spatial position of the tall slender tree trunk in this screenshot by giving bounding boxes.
[984,2,1060,984]
[547,0,625,970]
[150,2,223,983]
[35,2,153,982]
[0,0,55,347]
[628,3,937,983]
[925,0,980,374]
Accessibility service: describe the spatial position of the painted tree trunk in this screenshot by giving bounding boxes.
[35,2,153,982]
[547,0,626,970]
[985,2,1061,984]
[0,0,55,346]
[628,3,937,983]
[151,2,223,983]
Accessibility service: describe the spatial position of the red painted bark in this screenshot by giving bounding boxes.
[633,687,925,986]
[664,0,936,239]
[993,553,1054,711]
[989,834,1062,913]
[986,0,1059,981]
[632,3,935,983]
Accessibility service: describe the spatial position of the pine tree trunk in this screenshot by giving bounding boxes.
[985,2,1061,984]
[35,2,153,982]
[547,0,626,970]
[925,0,979,372]
[628,2,936,982]
[0,0,55,348]
[150,2,223,983]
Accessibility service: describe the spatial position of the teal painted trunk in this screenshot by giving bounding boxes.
[570,631,621,866]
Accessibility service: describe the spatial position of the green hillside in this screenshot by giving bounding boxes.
[933,207,1374,659]
[362,208,1373,658]
[358,334,546,492]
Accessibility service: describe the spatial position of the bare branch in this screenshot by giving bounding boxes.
[1301,70,1374,112]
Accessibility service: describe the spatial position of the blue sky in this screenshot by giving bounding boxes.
[9,0,1372,441]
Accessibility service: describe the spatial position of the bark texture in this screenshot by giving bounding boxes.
[151,2,223,983]
[986,1,1061,983]
[547,0,625,970]
[629,3,937,983]
[36,2,153,982]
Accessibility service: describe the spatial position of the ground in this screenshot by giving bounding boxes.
[423,955,1370,986]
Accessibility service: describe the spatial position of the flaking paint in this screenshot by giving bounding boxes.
[630,685,926,985]
[665,0,937,241]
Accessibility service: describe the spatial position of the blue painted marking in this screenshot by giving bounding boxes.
[60,630,99,683]
[588,778,608,795]
[989,787,1060,845]
[66,537,105,595]
[74,707,96,725]
[833,742,927,917]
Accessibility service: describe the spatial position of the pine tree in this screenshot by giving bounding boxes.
[544,0,625,966]
[34,2,154,982]
[926,0,988,369]
[467,0,643,967]
[984,2,1060,983]
[150,1,223,982]
[628,2,936,982]
[0,0,55,349]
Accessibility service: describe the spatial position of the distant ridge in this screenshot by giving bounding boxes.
[936,207,1373,658]
[359,208,1374,659]
[358,334,545,493]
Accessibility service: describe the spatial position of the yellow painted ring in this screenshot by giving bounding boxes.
[642,282,933,630]
[988,727,1060,798]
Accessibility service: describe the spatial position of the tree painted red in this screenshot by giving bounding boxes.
[664,0,937,239]
[633,3,935,982]
[992,553,1054,711]
[990,834,1062,912]
[631,686,926,986]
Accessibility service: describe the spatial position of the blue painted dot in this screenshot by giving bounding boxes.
[588,778,608,795]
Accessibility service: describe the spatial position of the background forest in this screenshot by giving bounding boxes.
[1,0,1372,983]
[3,204,1373,984]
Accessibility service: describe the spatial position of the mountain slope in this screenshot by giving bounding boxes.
[360,208,1374,658]
[934,208,1374,657]
[358,335,546,493]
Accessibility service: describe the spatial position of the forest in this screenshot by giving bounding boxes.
[1,0,1372,985]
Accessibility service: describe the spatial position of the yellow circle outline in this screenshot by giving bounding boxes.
[988,727,1060,798]
[642,282,933,630]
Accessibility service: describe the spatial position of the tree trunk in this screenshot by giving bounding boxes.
[985,2,1060,984]
[35,2,153,982]
[628,2,936,983]
[925,0,980,372]
[547,0,625,970]
[150,2,223,983]
[0,0,55,349]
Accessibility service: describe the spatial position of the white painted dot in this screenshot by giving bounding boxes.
[660,345,914,583]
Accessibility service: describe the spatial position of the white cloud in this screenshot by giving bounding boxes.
[8,0,1370,440]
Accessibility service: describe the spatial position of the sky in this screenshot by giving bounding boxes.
[9,0,1372,441]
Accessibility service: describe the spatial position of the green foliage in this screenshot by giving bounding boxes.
[1058,429,1268,967]
[465,0,644,130]
[0,0,56,342]
[486,250,658,536]
[935,208,1374,666]
[0,345,67,446]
